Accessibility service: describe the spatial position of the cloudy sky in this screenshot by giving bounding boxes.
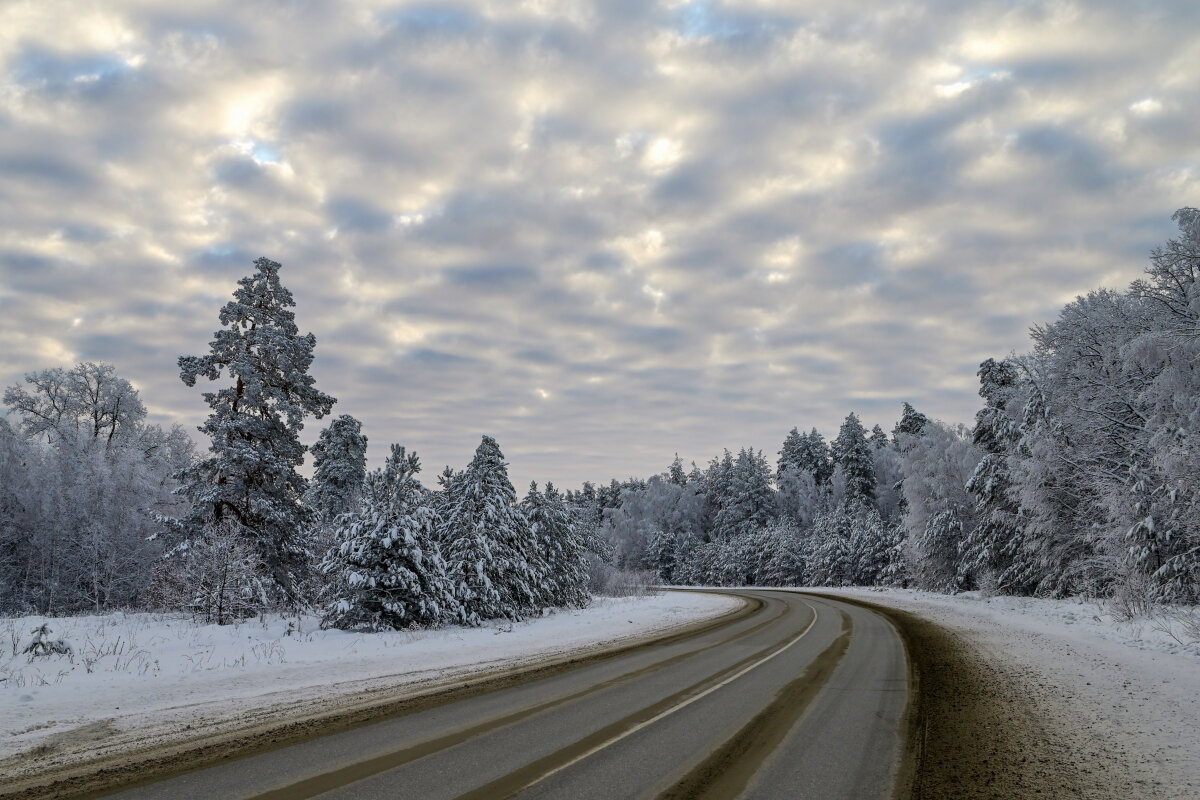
[2,0,1198,488]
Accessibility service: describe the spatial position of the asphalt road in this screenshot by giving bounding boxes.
[102,590,910,800]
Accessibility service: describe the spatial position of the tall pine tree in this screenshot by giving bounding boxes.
[175,257,335,604]
[438,436,540,623]
[833,412,876,504]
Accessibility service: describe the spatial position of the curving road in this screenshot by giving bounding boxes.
[99,591,910,800]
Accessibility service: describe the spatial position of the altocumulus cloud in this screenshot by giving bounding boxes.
[1,0,1198,487]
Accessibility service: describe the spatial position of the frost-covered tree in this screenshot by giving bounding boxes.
[2,366,192,614]
[601,476,705,571]
[668,454,688,487]
[307,414,367,523]
[832,413,876,504]
[712,448,775,539]
[893,402,930,444]
[899,421,980,592]
[756,521,807,586]
[321,445,457,630]
[962,358,1031,593]
[784,428,833,486]
[869,424,889,450]
[522,482,589,606]
[173,257,336,604]
[776,466,822,530]
[4,361,146,446]
[438,436,539,623]
[777,427,806,480]
[645,527,679,583]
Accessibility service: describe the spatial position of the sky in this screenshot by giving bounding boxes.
[2,0,1198,489]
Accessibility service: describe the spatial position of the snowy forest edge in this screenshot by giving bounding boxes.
[4,209,1200,634]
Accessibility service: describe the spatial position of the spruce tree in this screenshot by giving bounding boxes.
[892,402,930,445]
[175,257,336,604]
[307,414,368,523]
[322,445,457,630]
[870,424,890,450]
[668,454,688,487]
[798,429,834,486]
[832,413,876,504]
[522,481,589,606]
[777,427,805,480]
[439,436,539,623]
[962,358,1030,592]
[713,448,775,539]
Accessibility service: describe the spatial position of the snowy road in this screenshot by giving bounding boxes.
[94,591,910,800]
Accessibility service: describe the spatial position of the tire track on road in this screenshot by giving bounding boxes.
[245,595,797,800]
[447,599,822,800]
[655,607,852,800]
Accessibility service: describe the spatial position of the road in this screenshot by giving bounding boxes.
[99,591,910,800]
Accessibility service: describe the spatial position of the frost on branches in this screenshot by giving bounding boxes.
[322,445,458,631]
[438,436,541,624]
[173,257,336,608]
[522,482,589,608]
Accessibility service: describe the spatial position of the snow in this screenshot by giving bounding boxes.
[818,587,1200,799]
[0,591,741,765]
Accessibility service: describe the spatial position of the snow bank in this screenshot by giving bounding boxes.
[819,587,1200,799]
[0,591,740,762]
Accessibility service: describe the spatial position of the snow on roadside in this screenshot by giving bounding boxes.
[819,587,1200,799]
[0,591,740,762]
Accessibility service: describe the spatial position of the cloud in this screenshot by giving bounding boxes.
[1,0,1197,487]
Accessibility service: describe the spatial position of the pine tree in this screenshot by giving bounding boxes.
[175,257,336,604]
[646,527,678,583]
[892,402,930,445]
[777,427,806,480]
[322,445,457,631]
[832,413,876,504]
[523,481,590,606]
[668,454,688,487]
[870,424,889,450]
[439,436,539,623]
[797,429,834,486]
[713,448,775,539]
[307,414,367,522]
[962,358,1031,593]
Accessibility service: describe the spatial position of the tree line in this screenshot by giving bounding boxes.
[4,209,1199,619]
[574,208,1200,605]
[0,258,593,627]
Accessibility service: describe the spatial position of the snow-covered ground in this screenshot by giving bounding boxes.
[0,591,741,766]
[820,587,1200,799]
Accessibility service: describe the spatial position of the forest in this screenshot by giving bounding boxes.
[2,209,1198,627]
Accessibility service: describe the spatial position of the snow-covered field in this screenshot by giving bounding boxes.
[0,591,741,766]
[821,587,1200,799]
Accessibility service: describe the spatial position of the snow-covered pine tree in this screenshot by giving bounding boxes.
[777,427,806,480]
[892,402,930,445]
[645,527,678,583]
[870,424,890,450]
[307,414,367,522]
[808,505,856,586]
[439,436,539,623]
[962,358,1031,593]
[712,448,775,539]
[668,454,688,487]
[175,257,336,605]
[832,413,876,504]
[321,445,457,631]
[798,428,834,486]
[523,481,590,606]
[757,521,806,586]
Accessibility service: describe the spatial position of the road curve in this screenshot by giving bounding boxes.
[97,591,910,800]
